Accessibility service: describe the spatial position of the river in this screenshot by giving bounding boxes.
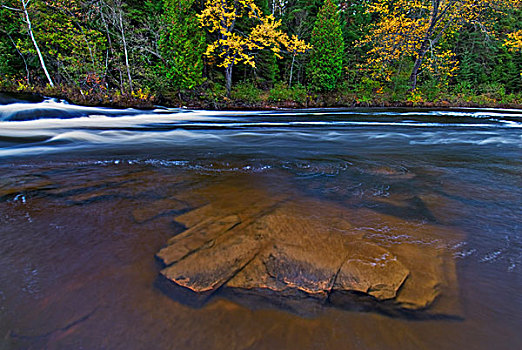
[0,97,521,349]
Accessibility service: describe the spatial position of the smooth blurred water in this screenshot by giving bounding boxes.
[0,98,521,349]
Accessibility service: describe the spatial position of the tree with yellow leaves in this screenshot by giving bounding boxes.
[360,0,520,90]
[198,0,310,95]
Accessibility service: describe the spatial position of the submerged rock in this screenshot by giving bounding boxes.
[155,179,461,318]
[0,176,55,200]
[161,232,262,295]
[334,242,409,300]
[157,215,242,265]
[132,198,188,223]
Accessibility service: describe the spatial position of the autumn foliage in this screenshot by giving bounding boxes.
[504,29,522,51]
[197,0,310,94]
[360,0,521,89]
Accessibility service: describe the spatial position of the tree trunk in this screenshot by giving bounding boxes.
[410,1,441,90]
[225,65,233,97]
[289,54,296,88]
[119,9,133,92]
[22,1,54,87]
[409,40,430,90]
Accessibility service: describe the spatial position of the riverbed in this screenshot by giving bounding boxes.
[0,99,521,349]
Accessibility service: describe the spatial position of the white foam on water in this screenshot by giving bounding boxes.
[0,111,230,130]
[268,109,522,119]
[409,134,522,146]
[0,99,140,121]
[1,101,521,158]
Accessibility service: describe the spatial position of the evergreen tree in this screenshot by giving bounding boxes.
[159,0,205,90]
[340,0,371,89]
[307,0,344,91]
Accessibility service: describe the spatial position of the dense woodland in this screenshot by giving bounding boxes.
[0,0,521,108]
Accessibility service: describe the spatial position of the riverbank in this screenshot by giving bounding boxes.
[1,84,521,110]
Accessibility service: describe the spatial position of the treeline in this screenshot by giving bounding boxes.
[0,0,521,107]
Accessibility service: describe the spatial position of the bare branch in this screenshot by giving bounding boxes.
[1,5,22,12]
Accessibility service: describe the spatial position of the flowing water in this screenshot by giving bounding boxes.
[0,96,521,349]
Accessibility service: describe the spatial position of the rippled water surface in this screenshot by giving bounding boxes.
[0,97,521,349]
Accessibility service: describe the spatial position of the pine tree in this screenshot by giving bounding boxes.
[159,0,205,91]
[307,0,344,91]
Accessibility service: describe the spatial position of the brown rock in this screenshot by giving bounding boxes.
[132,198,188,223]
[160,232,263,294]
[334,242,409,300]
[155,180,461,317]
[156,215,241,265]
[392,242,458,313]
[168,214,241,245]
[350,208,461,313]
[0,176,55,199]
[264,243,345,298]
[174,204,216,228]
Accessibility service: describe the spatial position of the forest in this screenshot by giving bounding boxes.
[0,0,521,108]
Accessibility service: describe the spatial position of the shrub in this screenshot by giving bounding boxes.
[453,81,474,95]
[407,90,424,105]
[230,82,261,103]
[268,83,307,103]
[420,79,443,102]
[354,76,379,102]
[477,83,506,100]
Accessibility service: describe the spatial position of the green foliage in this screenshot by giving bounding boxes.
[419,79,443,102]
[269,82,307,103]
[159,0,205,91]
[230,81,261,102]
[388,66,412,101]
[453,81,474,95]
[477,82,507,99]
[278,0,321,86]
[0,39,17,77]
[355,76,379,102]
[454,28,498,87]
[0,6,24,77]
[22,1,106,86]
[340,0,372,84]
[307,0,344,91]
[454,28,521,95]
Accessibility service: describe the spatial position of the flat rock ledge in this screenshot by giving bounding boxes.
[154,183,461,318]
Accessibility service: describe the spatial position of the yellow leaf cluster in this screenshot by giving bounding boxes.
[407,90,424,104]
[504,30,522,51]
[425,50,459,84]
[198,0,310,69]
